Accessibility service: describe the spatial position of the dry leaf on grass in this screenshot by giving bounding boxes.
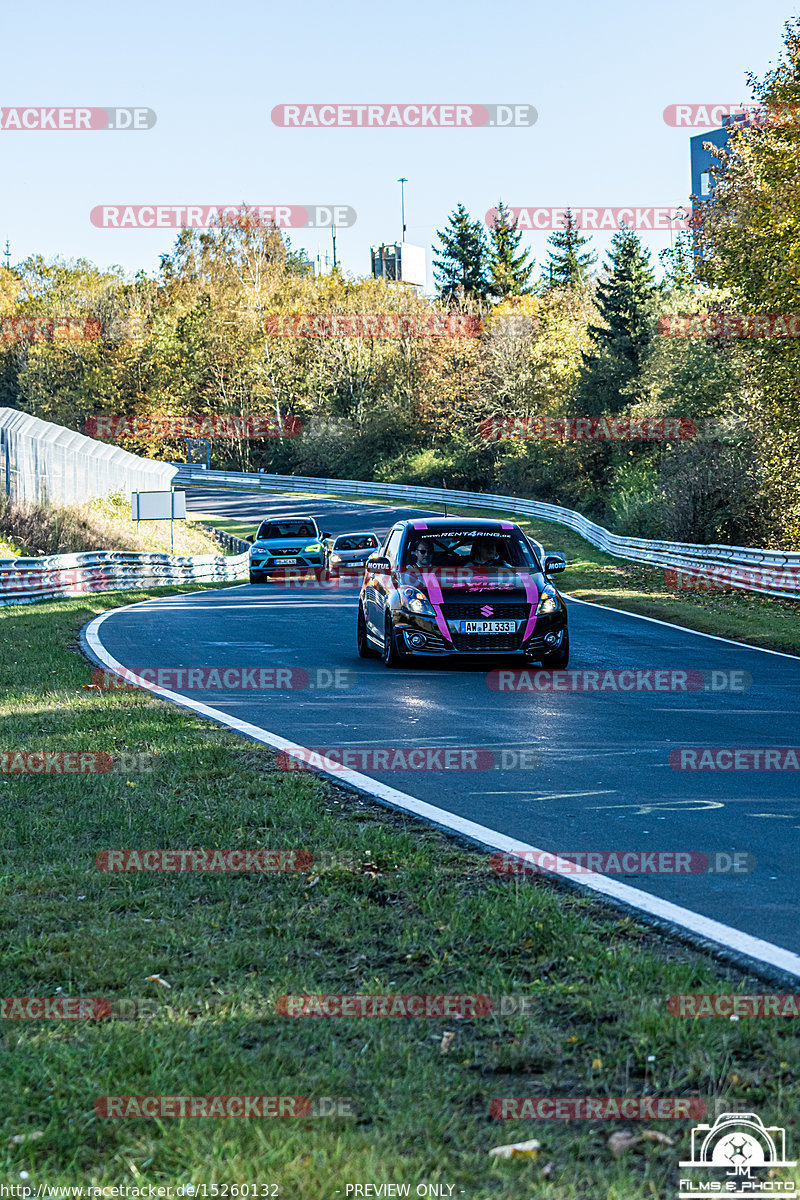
[146,974,171,989]
[440,1031,455,1053]
[641,1130,674,1147]
[608,1129,674,1157]
[489,1139,540,1160]
[8,1131,43,1146]
[608,1131,641,1156]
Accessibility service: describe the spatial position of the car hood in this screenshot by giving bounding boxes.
[398,566,543,603]
[251,537,317,550]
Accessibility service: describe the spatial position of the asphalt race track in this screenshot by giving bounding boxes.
[84,489,800,976]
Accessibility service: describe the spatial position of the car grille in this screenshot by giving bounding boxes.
[441,603,530,620]
[451,632,524,652]
[266,546,303,555]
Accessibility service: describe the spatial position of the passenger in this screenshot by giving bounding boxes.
[468,537,506,567]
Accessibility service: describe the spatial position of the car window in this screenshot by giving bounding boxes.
[256,520,317,539]
[383,528,403,563]
[402,530,537,569]
[334,534,378,551]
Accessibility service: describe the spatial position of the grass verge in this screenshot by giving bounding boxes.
[199,491,800,655]
[0,493,225,558]
[0,587,798,1196]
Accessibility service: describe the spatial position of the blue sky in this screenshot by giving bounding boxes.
[1,0,797,290]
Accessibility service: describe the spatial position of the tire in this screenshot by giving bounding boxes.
[382,611,407,668]
[249,572,262,585]
[540,630,569,669]
[357,605,379,658]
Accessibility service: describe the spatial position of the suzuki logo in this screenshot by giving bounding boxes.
[480,605,494,617]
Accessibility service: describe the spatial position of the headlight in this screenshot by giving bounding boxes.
[536,587,559,615]
[330,554,342,563]
[400,586,436,617]
[304,542,322,552]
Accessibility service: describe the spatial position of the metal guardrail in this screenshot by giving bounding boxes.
[0,548,248,607]
[0,407,178,505]
[176,468,800,600]
[197,523,251,555]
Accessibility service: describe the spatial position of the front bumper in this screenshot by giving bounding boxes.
[391,609,567,658]
[250,554,325,576]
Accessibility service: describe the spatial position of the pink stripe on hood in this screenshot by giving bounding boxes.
[521,572,539,641]
[422,570,453,644]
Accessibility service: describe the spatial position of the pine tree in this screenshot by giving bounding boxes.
[433,204,489,301]
[659,230,695,290]
[488,201,534,299]
[542,209,597,289]
[580,227,657,413]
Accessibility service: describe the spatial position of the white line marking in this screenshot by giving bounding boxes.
[565,594,800,661]
[84,600,800,981]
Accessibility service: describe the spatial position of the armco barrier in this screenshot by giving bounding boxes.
[197,523,251,554]
[0,408,177,504]
[175,468,800,600]
[0,549,248,607]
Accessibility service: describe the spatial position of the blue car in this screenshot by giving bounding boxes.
[247,515,331,584]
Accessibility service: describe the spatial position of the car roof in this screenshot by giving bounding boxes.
[334,530,378,539]
[258,514,319,523]
[394,517,521,533]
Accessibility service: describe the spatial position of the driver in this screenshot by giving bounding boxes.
[408,541,434,571]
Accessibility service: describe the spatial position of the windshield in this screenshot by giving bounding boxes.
[333,534,379,551]
[256,520,317,540]
[403,530,539,571]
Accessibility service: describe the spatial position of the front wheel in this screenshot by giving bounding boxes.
[540,630,569,669]
[382,612,407,668]
[249,572,262,585]
[357,605,379,658]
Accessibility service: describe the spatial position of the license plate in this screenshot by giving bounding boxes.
[459,620,516,634]
[273,557,298,565]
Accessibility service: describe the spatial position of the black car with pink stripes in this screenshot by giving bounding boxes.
[357,517,569,667]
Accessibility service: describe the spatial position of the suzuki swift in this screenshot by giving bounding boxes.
[357,518,568,667]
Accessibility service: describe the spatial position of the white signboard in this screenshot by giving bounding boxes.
[130,491,186,521]
[398,242,426,288]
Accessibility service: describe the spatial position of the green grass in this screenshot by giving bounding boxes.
[200,491,800,655]
[1,587,799,1195]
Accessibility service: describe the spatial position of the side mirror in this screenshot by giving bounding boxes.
[366,557,392,573]
[246,534,254,544]
[544,554,566,574]
[321,531,331,539]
